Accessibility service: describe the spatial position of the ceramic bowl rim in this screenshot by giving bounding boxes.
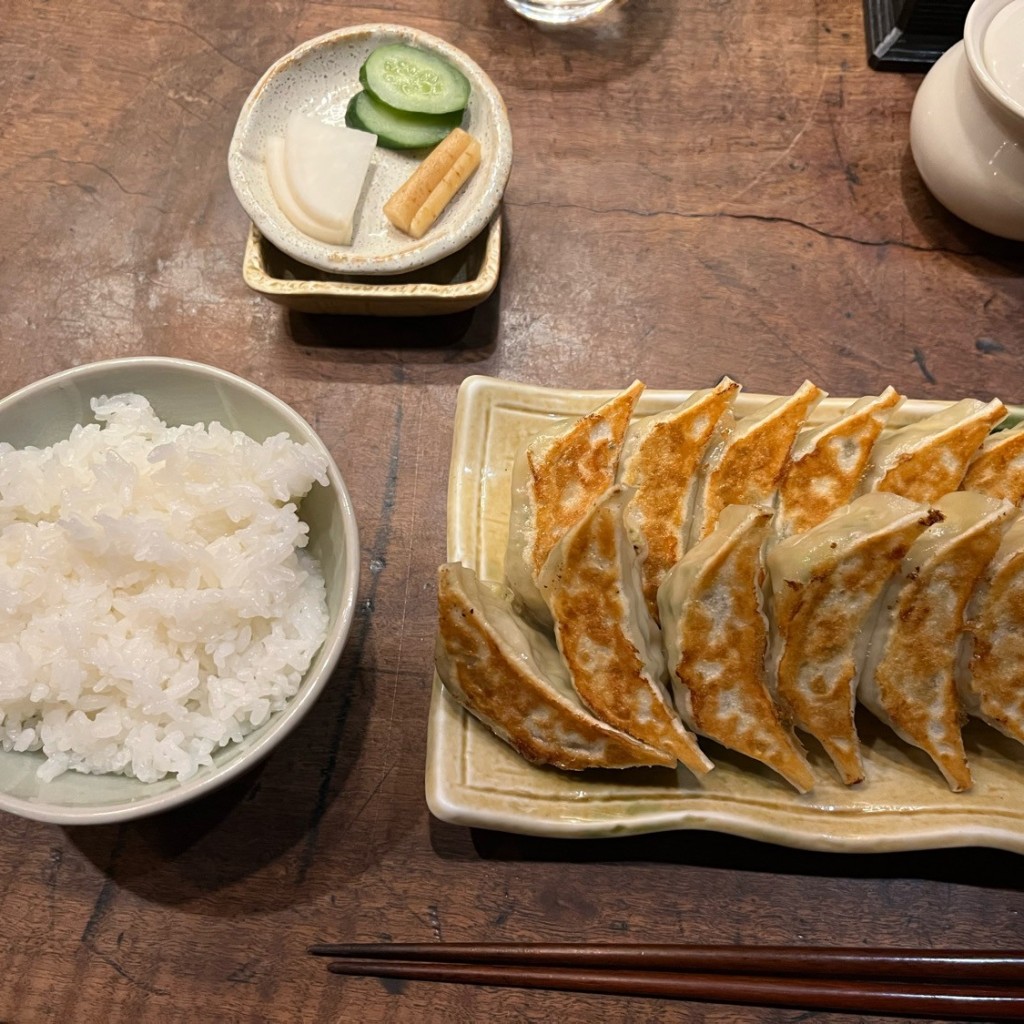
[965,0,1024,122]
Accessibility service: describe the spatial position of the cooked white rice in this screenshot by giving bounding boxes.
[0,393,330,783]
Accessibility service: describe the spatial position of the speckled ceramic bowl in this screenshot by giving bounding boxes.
[229,25,513,275]
[0,358,360,825]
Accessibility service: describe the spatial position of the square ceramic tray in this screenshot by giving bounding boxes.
[242,214,501,316]
[425,374,1024,852]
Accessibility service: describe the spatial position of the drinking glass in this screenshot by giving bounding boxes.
[504,0,619,24]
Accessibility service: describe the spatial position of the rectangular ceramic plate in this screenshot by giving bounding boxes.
[243,215,500,316]
[425,374,1024,852]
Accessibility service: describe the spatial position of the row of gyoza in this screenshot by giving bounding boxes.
[437,378,1024,792]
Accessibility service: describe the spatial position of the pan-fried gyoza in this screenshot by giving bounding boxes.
[505,381,643,625]
[859,491,1015,791]
[957,515,1024,748]
[774,389,902,542]
[767,493,940,785]
[435,562,675,770]
[437,379,1024,793]
[860,398,1006,503]
[617,379,739,620]
[688,380,823,545]
[660,504,815,793]
[539,486,713,778]
[961,421,1024,504]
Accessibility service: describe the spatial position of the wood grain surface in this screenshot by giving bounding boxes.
[1,0,1023,1021]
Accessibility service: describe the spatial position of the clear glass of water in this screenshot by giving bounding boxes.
[504,0,619,24]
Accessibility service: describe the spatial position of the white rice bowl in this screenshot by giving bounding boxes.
[0,358,358,824]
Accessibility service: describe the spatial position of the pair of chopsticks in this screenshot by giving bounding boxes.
[309,942,1024,1019]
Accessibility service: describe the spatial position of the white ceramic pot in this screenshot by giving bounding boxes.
[910,0,1024,240]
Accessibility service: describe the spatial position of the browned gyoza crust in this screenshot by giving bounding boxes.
[961,423,1024,504]
[662,505,816,793]
[435,563,674,771]
[505,381,644,623]
[961,518,1024,744]
[541,488,712,777]
[618,379,739,621]
[769,498,941,785]
[526,381,643,579]
[863,492,1015,792]
[692,381,823,543]
[868,399,1006,503]
[775,389,902,539]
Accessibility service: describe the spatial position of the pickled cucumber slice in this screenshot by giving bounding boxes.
[345,90,463,151]
[360,44,470,115]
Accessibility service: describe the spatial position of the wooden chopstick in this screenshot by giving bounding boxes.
[312,944,1024,1019]
[321,958,1024,1020]
[308,942,1024,983]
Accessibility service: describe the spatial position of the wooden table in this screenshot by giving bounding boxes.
[2,1,1023,1021]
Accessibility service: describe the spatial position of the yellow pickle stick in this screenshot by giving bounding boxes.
[384,128,482,239]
